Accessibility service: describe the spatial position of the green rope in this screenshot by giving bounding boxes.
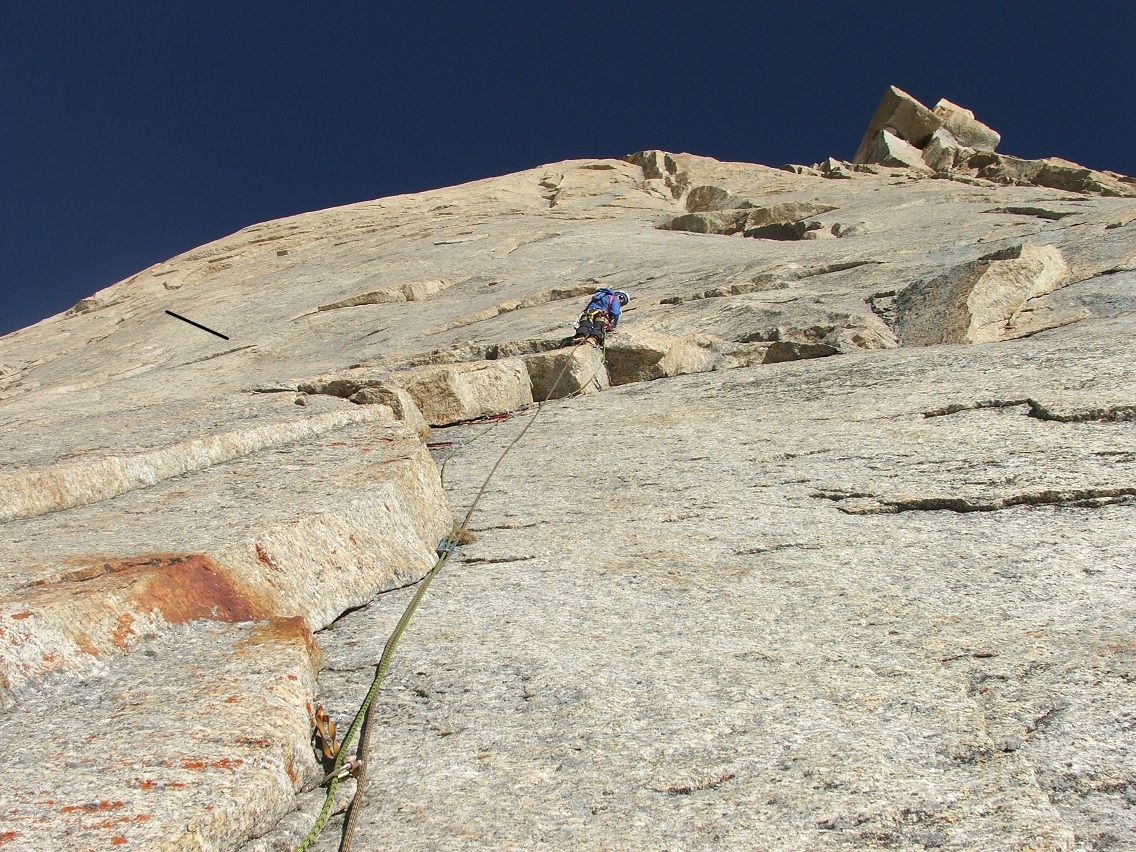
[437,338,607,488]
[293,543,451,852]
[295,338,609,852]
[438,418,510,487]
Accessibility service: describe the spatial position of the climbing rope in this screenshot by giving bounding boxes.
[294,340,608,852]
[293,542,452,852]
[437,417,508,488]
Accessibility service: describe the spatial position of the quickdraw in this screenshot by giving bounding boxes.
[312,704,339,762]
[321,758,363,785]
[436,534,458,558]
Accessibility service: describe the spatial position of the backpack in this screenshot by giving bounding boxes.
[585,288,617,315]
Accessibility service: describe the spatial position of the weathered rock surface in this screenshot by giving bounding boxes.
[1,86,1134,850]
[346,385,429,435]
[317,278,453,311]
[921,127,976,174]
[0,407,382,523]
[523,345,608,400]
[3,619,320,850]
[890,243,1070,345]
[859,129,935,174]
[388,360,534,426]
[0,413,450,849]
[973,154,1136,197]
[662,200,840,240]
[311,329,1136,851]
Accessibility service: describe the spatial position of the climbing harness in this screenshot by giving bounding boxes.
[580,308,611,324]
[295,341,609,852]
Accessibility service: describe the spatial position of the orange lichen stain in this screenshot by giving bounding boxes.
[241,614,309,645]
[254,543,280,572]
[237,615,319,662]
[181,760,206,770]
[204,805,214,811]
[136,781,155,791]
[166,782,187,789]
[60,801,124,814]
[38,553,269,625]
[286,760,299,784]
[130,554,269,624]
[348,535,358,545]
[287,674,298,681]
[76,633,99,656]
[10,612,32,620]
[111,614,136,649]
[327,441,348,447]
[224,696,244,704]
[111,838,127,846]
[97,814,150,829]
[0,831,17,845]
[211,758,243,770]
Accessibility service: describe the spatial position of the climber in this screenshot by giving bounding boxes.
[563,288,630,348]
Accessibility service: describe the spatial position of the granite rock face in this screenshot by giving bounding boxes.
[1,88,1134,851]
[892,243,1070,345]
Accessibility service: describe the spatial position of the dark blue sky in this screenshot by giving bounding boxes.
[2,2,1134,337]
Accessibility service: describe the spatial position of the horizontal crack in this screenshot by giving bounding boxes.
[940,649,999,663]
[1026,701,1068,734]
[661,260,882,304]
[734,542,821,555]
[839,487,1136,514]
[923,399,1030,418]
[460,554,537,565]
[175,344,257,367]
[473,522,544,531]
[651,772,736,796]
[987,206,1074,221]
[1027,399,1136,423]
[921,398,1136,423]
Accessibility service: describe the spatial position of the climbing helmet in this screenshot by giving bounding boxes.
[615,290,630,306]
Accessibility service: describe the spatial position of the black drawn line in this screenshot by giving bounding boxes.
[165,310,230,340]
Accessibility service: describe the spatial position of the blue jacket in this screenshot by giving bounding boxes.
[583,288,622,328]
